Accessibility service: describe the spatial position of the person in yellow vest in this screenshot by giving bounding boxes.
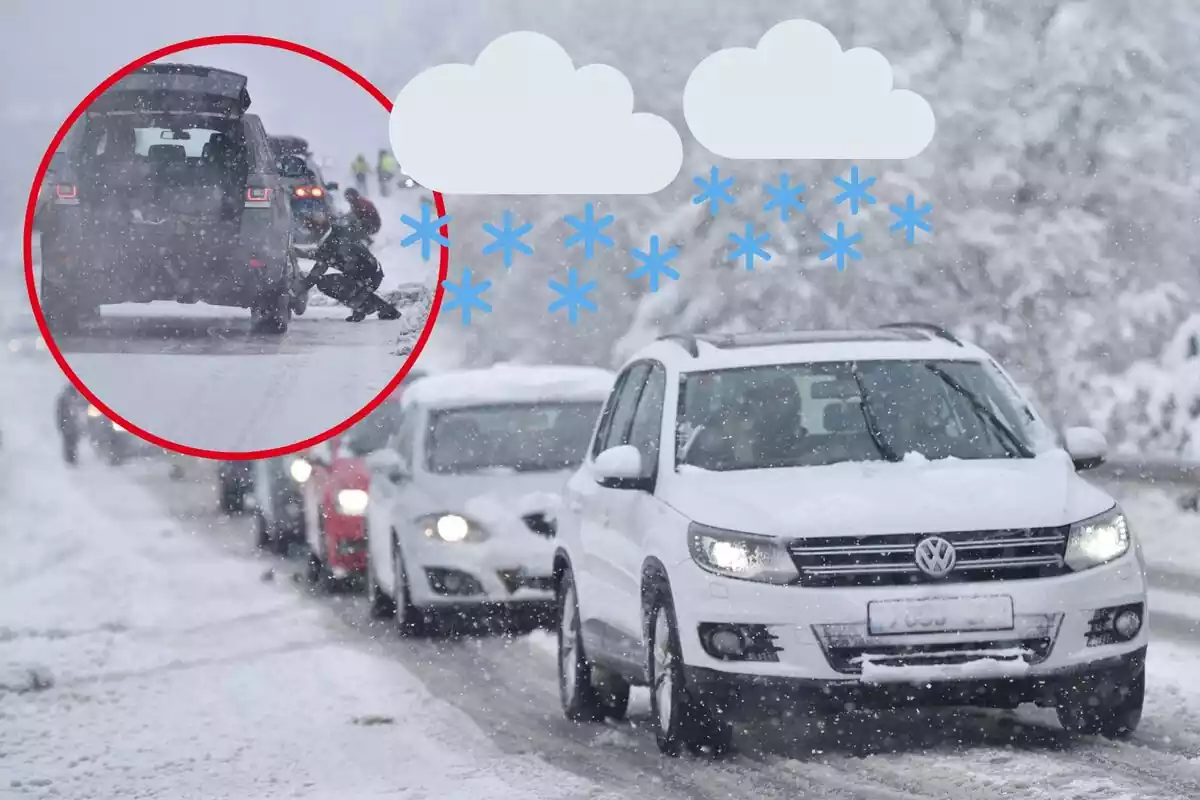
[377,149,399,197]
[350,154,370,195]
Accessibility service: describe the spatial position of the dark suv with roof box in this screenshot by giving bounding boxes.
[39,63,302,334]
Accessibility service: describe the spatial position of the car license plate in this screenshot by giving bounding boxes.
[867,596,1014,636]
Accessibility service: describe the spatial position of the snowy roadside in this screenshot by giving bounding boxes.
[0,354,615,800]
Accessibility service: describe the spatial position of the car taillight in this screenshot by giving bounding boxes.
[54,184,79,205]
[311,187,324,198]
[245,187,272,208]
[293,186,325,199]
[293,186,309,198]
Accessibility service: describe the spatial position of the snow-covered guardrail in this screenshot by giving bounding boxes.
[1092,457,1200,486]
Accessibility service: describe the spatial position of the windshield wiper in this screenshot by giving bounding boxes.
[850,366,901,462]
[923,363,1034,459]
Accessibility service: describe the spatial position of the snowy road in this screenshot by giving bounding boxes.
[6,357,1200,799]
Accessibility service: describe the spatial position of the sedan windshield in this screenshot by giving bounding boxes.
[677,359,1046,472]
[426,402,603,474]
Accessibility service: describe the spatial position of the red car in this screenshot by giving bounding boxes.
[303,372,425,587]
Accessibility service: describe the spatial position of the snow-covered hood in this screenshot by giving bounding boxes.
[661,451,1115,538]
[414,470,573,537]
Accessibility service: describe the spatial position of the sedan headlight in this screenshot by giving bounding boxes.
[687,523,799,584]
[86,405,102,418]
[335,489,369,516]
[416,513,488,543]
[289,457,313,484]
[1065,506,1131,571]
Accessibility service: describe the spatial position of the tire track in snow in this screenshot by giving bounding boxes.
[138,459,1200,800]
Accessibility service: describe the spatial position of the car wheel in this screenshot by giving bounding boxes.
[1055,658,1145,740]
[253,509,269,550]
[251,286,291,335]
[557,570,607,722]
[366,551,396,620]
[40,280,84,335]
[306,549,327,590]
[648,589,733,757]
[392,543,427,636]
[219,483,244,515]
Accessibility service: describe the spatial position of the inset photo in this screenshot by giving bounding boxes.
[29,41,445,454]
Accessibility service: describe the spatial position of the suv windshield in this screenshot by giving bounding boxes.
[677,359,1043,472]
[426,402,602,474]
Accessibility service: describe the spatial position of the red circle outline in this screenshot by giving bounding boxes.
[23,34,448,462]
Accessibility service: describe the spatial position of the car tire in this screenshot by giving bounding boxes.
[253,509,270,551]
[306,549,328,590]
[1055,657,1145,740]
[251,286,291,335]
[219,483,244,515]
[40,280,86,335]
[556,569,609,723]
[647,587,734,757]
[366,551,396,620]
[392,542,427,636]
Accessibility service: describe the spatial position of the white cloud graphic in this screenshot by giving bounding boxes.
[683,19,936,160]
[389,31,683,195]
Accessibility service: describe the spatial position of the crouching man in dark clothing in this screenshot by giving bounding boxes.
[302,189,401,322]
[55,383,87,465]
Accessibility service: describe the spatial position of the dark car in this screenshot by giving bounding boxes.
[39,63,301,335]
[217,459,255,514]
[251,454,312,554]
[269,135,310,160]
[270,141,339,259]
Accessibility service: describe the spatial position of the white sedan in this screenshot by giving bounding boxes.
[363,365,614,634]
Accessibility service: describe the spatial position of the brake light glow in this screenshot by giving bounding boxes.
[245,187,272,208]
[292,186,324,199]
[54,184,79,205]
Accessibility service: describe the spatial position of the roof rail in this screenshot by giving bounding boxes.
[878,322,964,347]
[658,334,699,357]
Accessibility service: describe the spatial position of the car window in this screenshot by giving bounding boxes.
[393,409,417,468]
[676,359,1042,472]
[590,369,628,459]
[425,402,604,475]
[598,364,649,454]
[626,363,666,477]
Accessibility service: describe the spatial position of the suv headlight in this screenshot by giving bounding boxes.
[416,513,488,543]
[1065,506,1131,571]
[687,523,799,584]
[335,489,369,516]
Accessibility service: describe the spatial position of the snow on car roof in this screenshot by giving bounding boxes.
[402,364,615,409]
[631,330,991,373]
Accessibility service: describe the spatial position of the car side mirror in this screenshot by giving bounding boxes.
[594,445,651,491]
[1064,426,1107,471]
[365,448,410,483]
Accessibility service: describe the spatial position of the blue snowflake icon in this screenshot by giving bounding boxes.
[548,268,598,325]
[482,210,533,268]
[832,166,877,215]
[889,194,934,243]
[440,268,492,325]
[400,202,452,261]
[819,222,864,272]
[763,173,806,222]
[728,223,772,271]
[563,203,615,260]
[692,166,737,217]
[629,235,680,292]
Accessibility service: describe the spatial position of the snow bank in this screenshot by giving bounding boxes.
[0,352,613,799]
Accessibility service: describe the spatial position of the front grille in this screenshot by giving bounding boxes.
[825,637,1054,675]
[789,527,1069,587]
[497,570,554,594]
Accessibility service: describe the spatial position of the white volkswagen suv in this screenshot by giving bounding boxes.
[363,364,613,634]
[554,326,1147,757]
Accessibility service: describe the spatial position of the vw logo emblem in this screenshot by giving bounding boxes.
[914,536,957,578]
